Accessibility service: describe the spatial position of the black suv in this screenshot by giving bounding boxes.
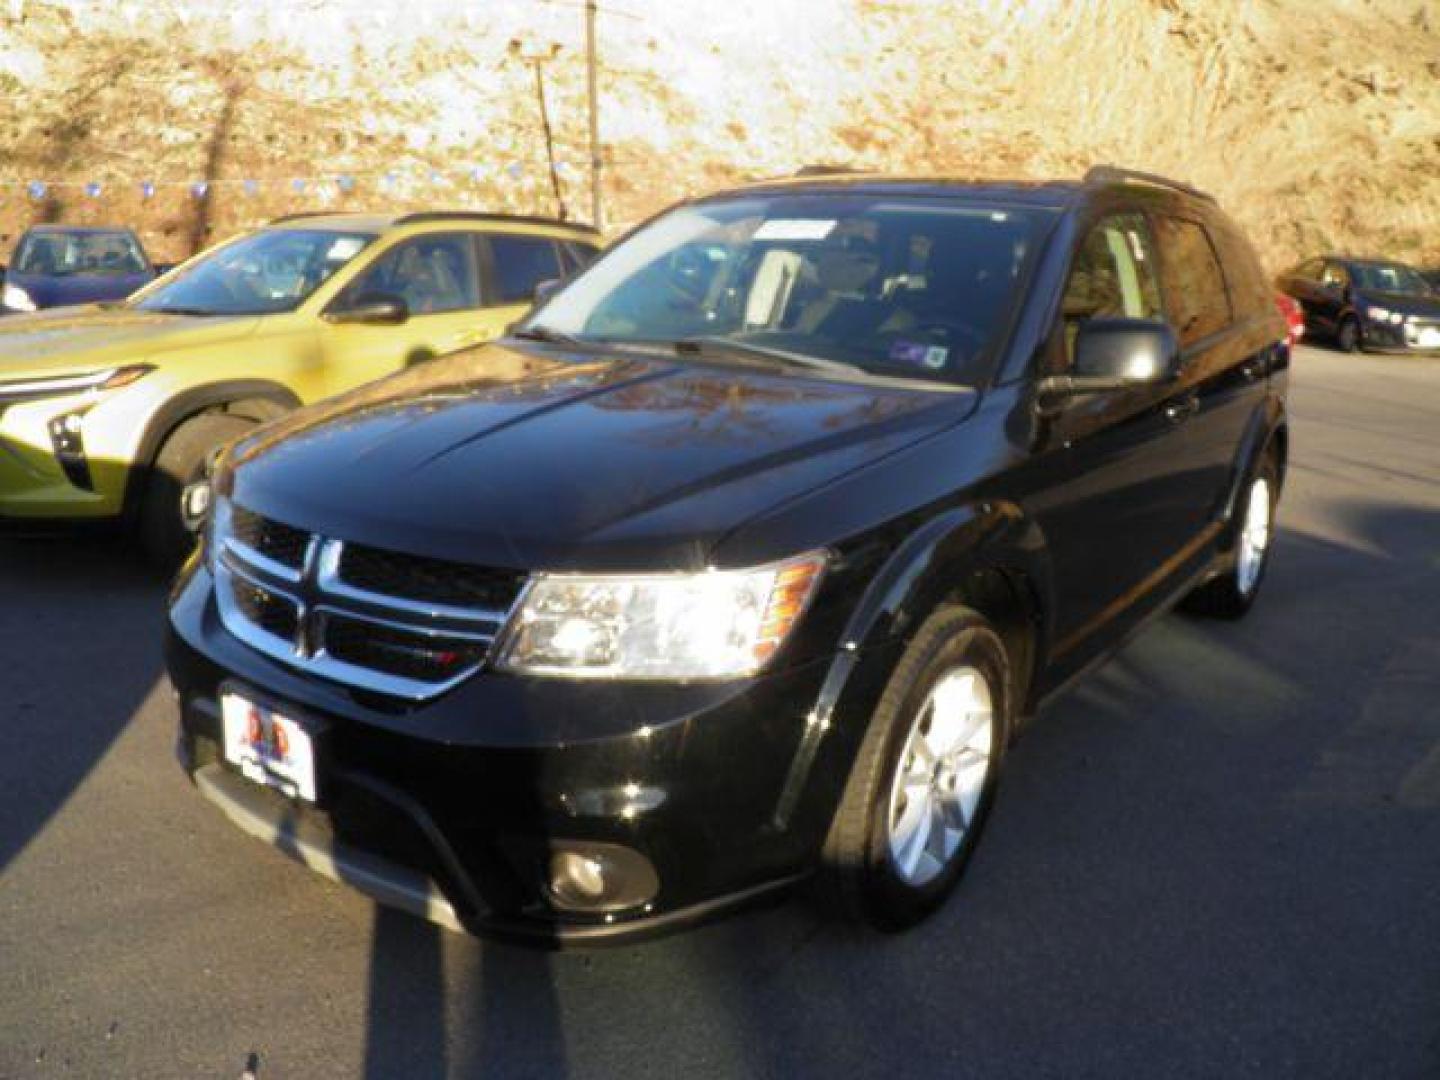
[166,167,1289,943]
[1276,254,1440,353]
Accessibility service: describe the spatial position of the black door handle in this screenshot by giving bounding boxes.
[1164,395,1199,423]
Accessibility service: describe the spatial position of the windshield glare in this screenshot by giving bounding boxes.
[134,229,375,316]
[1353,262,1431,296]
[15,230,148,277]
[529,196,1054,385]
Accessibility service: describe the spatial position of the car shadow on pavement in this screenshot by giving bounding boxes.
[0,535,166,871]
[345,501,1439,1077]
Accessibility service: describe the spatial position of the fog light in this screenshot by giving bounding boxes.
[551,852,608,907]
[546,842,659,914]
[48,409,93,490]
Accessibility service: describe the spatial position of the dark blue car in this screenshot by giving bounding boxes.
[2,225,158,313]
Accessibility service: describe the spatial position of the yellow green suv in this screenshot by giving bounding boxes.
[0,211,599,561]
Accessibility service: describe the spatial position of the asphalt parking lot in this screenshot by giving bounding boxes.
[2,344,1437,1079]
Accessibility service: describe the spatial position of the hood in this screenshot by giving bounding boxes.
[0,305,260,379]
[4,270,155,310]
[230,342,975,570]
[1356,289,1440,318]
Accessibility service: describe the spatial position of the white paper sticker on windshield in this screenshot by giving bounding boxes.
[326,237,366,260]
[754,218,837,242]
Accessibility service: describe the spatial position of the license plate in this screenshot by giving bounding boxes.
[221,690,319,802]
[1416,328,1440,348]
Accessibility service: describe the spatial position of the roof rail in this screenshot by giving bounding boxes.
[793,164,871,177]
[1083,165,1216,204]
[267,211,346,224]
[393,210,599,234]
[265,209,599,234]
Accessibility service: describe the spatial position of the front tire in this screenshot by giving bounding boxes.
[1183,453,1278,619]
[138,413,253,568]
[821,607,1010,931]
[1336,317,1361,354]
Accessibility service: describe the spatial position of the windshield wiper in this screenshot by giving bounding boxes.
[674,336,861,376]
[511,324,589,348]
[147,305,222,317]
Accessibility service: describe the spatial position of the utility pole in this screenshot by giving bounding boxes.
[585,0,602,230]
[510,39,567,222]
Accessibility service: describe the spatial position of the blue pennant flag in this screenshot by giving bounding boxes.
[28,181,47,200]
[85,181,102,198]
[191,181,209,199]
[429,170,444,185]
[506,163,523,180]
[291,178,306,194]
[140,180,156,199]
[337,174,356,193]
[242,179,259,196]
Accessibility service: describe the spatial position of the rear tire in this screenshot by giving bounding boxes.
[138,413,253,569]
[821,607,1010,931]
[1183,452,1279,620]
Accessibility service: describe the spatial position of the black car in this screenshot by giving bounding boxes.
[1276,254,1440,354]
[2,225,159,313]
[166,166,1289,944]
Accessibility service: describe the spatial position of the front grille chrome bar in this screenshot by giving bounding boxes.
[215,522,521,701]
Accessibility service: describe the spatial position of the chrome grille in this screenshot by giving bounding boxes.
[230,505,309,571]
[337,542,522,610]
[213,502,524,700]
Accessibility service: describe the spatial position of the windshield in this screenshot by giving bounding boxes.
[528,195,1055,385]
[1352,262,1432,295]
[14,230,148,277]
[133,229,375,316]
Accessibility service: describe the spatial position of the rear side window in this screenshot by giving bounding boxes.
[487,235,563,304]
[1060,213,1163,365]
[1154,217,1232,346]
[1211,224,1273,319]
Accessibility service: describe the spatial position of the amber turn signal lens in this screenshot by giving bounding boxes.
[752,555,826,665]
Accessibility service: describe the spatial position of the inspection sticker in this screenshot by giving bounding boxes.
[890,341,950,370]
[754,218,837,241]
[327,236,367,260]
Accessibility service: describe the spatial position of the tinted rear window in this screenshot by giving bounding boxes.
[1211,223,1273,319]
[488,235,563,304]
[1154,217,1232,345]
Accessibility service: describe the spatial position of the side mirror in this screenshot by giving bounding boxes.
[1038,319,1181,397]
[533,277,562,306]
[326,292,409,325]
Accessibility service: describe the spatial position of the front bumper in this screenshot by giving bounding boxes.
[167,562,884,945]
[1360,319,1440,353]
[0,383,153,521]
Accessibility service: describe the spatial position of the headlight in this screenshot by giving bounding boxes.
[2,283,36,311]
[0,364,153,403]
[1367,305,1403,325]
[496,552,827,680]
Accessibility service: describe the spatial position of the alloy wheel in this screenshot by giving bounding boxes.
[1236,477,1272,596]
[885,665,994,886]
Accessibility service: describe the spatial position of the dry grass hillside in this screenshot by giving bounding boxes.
[1,0,1437,274]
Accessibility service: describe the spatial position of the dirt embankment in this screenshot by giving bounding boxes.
[2,0,1436,273]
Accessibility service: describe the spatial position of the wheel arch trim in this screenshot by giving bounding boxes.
[771,499,1054,829]
[121,379,303,522]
